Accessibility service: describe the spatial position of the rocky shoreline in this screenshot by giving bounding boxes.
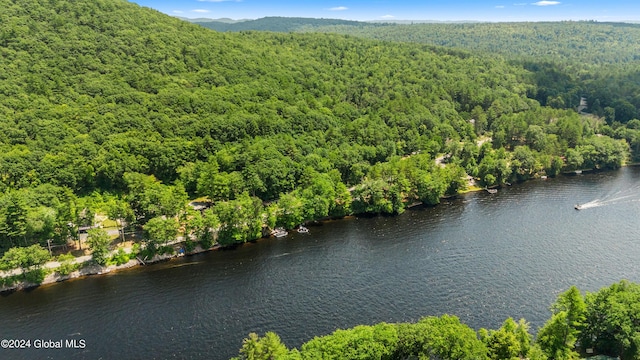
[0,244,218,293]
[3,166,625,294]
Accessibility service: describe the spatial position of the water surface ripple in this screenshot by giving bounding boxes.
[1,168,639,360]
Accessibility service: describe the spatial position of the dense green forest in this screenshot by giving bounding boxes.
[303,21,640,122]
[233,281,640,360]
[0,0,637,261]
[191,18,640,124]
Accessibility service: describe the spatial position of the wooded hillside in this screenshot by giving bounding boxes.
[0,1,636,254]
[303,21,640,121]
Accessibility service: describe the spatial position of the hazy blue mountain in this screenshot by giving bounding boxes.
[193,16,375,32]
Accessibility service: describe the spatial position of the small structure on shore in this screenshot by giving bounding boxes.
[297,226,309,234]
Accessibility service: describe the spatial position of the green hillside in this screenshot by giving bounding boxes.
[303,21,640,120]
[306,21,640,65]
[0,0,526,192]
[0,0,635,254]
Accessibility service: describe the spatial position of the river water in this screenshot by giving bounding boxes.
[1,168,640,360]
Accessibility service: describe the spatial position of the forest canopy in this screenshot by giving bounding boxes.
[0,0,638,255]
[233,281,640,360]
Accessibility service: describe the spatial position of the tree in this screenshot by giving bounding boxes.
[395,315,488,360]
[351,178,397,215]
[537,312,579,360]
[25,206,56,246]
[213,193,263,246]
[546,156,564,177]
[580,280,640,359]
[51,187,80,248]
[276,191,305,229]
[564,148,583,171]
[415,171,447,205]
[301,323,398,360]
[0,244,50,274]
[124,173,188,222]
[526,125,549,152]
[0,190,29,248]
[536,286,586,360]
[481,318,533,360]
[511,145,538,181]
[185,208,220,249]
[300,174,335,221]
[107,198,134,243]
[232,332,290,360]
[86,228,112,266]
[196,158,233,202]
[478,149,512,186]
[329,180,352,217]
[144,216,179,251]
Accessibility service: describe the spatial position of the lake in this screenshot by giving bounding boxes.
[1,167,639,360]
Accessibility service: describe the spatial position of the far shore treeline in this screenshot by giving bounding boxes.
[232,280,640,360]
[0,1,639,288]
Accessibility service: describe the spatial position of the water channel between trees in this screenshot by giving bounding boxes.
[1,167,639,360]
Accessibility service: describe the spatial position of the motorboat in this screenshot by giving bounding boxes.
[297,226,309,234]
[272,228,288,238]
[574,204,582,210]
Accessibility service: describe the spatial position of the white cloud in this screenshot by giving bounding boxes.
[192,9,211,13]
[328,6,348,11]
[532,1,561,6]
[381,15,395,18]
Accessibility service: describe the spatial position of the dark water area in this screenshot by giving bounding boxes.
[1,168,640,360]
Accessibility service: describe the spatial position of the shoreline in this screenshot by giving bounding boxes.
[0,244,221,293]
[0,178,538,294]
[2,165,632,294]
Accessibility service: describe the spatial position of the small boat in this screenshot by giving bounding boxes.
[272,228,288,238]
[486,188,498,194]
[297,226,309,234]
[574,204,582,210]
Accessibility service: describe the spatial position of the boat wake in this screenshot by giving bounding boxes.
[577,186,640,210]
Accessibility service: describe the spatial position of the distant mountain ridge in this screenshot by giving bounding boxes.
[187,16,379,32]
[184,16,636,33]
[179,17,251,24]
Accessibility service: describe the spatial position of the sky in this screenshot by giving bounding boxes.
[129,0,640,22]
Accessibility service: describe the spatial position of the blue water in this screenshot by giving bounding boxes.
[1,168,639,360]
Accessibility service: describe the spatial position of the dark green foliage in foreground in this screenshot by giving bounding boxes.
[480,318,538,360]
[233,315,487,360]
[536,286,586,360]
[536,281,640,360]
[580,281,640,360]
[301,323,399,360]
[234,281,640,360]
